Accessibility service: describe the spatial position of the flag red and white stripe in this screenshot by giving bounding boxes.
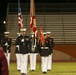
[18,0,23,28]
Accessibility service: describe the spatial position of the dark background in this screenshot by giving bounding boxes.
[0,0,76,34]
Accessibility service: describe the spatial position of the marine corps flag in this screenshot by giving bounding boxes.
[30,0,38,39]
[18,0,23,28]
[40,27,45,46]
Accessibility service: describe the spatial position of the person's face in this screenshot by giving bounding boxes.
[47,34,51,38]
[5,34,9,37]
[21,31,26,36]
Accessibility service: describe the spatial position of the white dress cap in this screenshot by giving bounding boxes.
[43,32,46,35]
[46,32,51,34]
[4,32,9,34]
[20,28,27,31]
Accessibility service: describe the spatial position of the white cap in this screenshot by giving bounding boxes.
[43,32,47,36]
[43,32,46,35]
[20,28,27,32]
[4,32,9,35]
[46,32,51,34]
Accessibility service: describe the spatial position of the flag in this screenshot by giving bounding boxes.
[30,0,38,39]
[18,0,23,28]
[40,27,45,46]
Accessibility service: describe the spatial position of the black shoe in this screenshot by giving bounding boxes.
[31,69,35,71]
[18,69,20,71]
[31,70,35,71]
[47,69,51,71]
[42,72,47,74]
[21,73,26,75]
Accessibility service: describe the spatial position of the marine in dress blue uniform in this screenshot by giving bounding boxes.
[39,33,51,74]
[29,32,38,71]
[15,28,31,75]
[46,32,54,71]
[1,32,12,67]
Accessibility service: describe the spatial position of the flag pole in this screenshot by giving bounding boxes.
[30,0,38,51]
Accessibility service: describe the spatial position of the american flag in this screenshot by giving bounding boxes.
[30,0,38,39]
[18,0,23,28]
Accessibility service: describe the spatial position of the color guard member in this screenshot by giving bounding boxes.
[39,33,51,74]
[1,32,12,67]
[29,32,38,71]
[15,28,31,75]
[46,32,54,71]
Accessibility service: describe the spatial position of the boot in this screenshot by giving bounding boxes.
[21,73,26,75]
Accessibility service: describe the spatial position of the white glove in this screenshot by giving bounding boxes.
[31,34,34,38]
[21,39,24,42]
[5,43,8,46]
[34,45,36,48]
[16,45,19,51]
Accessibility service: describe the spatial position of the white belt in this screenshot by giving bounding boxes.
[41,47,48,49]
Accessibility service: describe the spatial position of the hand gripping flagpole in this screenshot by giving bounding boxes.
[31,32,36,52]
